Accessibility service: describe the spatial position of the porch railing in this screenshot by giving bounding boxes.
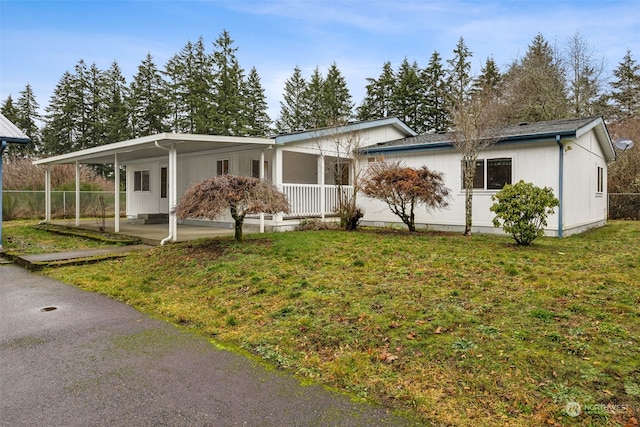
[281,184,353,217]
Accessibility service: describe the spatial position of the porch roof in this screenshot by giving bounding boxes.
[33,133,272,166]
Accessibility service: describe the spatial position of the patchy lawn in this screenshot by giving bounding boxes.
[12,220,640,426]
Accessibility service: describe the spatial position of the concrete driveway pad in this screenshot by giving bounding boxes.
[0,264,416,426]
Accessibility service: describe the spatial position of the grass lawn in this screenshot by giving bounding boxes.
[6,220,639,426]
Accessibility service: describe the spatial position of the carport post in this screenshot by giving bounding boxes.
[114,154,120,233]
[0,141,7,250]
[45,166,51,221]
[75,161,80,227]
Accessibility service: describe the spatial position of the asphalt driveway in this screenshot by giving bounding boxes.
[0,263,416,426]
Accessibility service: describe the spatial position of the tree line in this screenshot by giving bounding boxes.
[2,30,639,179]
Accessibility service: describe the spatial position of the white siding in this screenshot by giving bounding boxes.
[359,141,564,234]
[563,132,608,233]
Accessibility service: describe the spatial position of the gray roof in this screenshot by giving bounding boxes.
[364,117,613,158]
[0,113,30,144]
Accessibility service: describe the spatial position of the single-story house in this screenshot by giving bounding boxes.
[360,116,616,237]
[33,118,416,242]
[33,116,615,241]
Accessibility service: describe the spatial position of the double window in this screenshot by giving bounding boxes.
[463,158,512,190]
[216,159,229,176]
[596,166,604,193]
[134,170,150,192]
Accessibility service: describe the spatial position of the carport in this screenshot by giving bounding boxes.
[33,133,273,244]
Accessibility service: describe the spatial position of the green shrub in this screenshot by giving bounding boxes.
[490,180,559,245]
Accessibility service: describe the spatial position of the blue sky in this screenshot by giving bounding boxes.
[1,0,639,121]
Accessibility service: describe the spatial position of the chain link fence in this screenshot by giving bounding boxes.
[2,191,125,220]
[2,190,638,221]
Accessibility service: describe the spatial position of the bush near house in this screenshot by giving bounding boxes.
[490,180,559,245]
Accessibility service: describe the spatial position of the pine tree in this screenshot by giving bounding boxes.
[14,84,42,156]
[392,58,426,132]
[130,53,168,136]
[42,71,78,154]
[446,37,473,111]
[166,38,213,133]
[610,49,640,120]
[423,51,449,133]
[103,61,130,143]
[276,66,308,133]
[502,33,569,123]
[473,57,502,95]
[322,62,353,126]
[357,61,395,121]
[211,30,245,136]
[242,67,271,136]
[304,66,325,128]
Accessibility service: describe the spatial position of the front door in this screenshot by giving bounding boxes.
[159,166,169,213]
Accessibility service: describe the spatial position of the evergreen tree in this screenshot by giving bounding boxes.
[304,66,325,128]
[502,33,569,123]
[85,62,107,149]
[446,37,473,111]
[103,61,131,143]
[423,51,450,133]
[242,67,271,136]
[356,61,395,121]
[165,40,204,133]
[610,49,640,120]
[392,58,426,132]
[42,71,78,154]
[130,53,168,136]
[211,30,245,135]
[322,62,353,125]
[1,95,19,123]
[71,59,91,150]
[276,66,309,133]
[473,57,502,95]
[14,84,42,156]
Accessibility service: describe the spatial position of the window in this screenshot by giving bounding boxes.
[216,159,229,176]
[597,166,604,193]
[134,170,150,192]
[334,163,350,185]
[251,159,269,179]
[160,167,167,199]
[463,158,512,190]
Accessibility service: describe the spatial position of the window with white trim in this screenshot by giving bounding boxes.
[134,170,150,192]
[463,158,512,190]
[596,166,604,193]
[216,159,229,176]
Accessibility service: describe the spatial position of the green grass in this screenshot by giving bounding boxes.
[8,220,640,426]
[1,220,126,255]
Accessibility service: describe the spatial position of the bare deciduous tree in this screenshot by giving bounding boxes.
[362,160,450,232]
[175,175,290,242]
[451,91,503,236]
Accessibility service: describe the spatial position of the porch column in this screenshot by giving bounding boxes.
[45,166,51,222]
[169,144,178,242]
[318,155,325,219]
[114,154,120,233]
[75,161,80,227]
[259,149,265,233]
[272,145,284,227]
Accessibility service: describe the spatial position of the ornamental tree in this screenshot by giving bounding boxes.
[175,175,290,243]
[362,161,450,232]
[490,180,559,245]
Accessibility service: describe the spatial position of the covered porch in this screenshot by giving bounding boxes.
[34,132,353,243]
